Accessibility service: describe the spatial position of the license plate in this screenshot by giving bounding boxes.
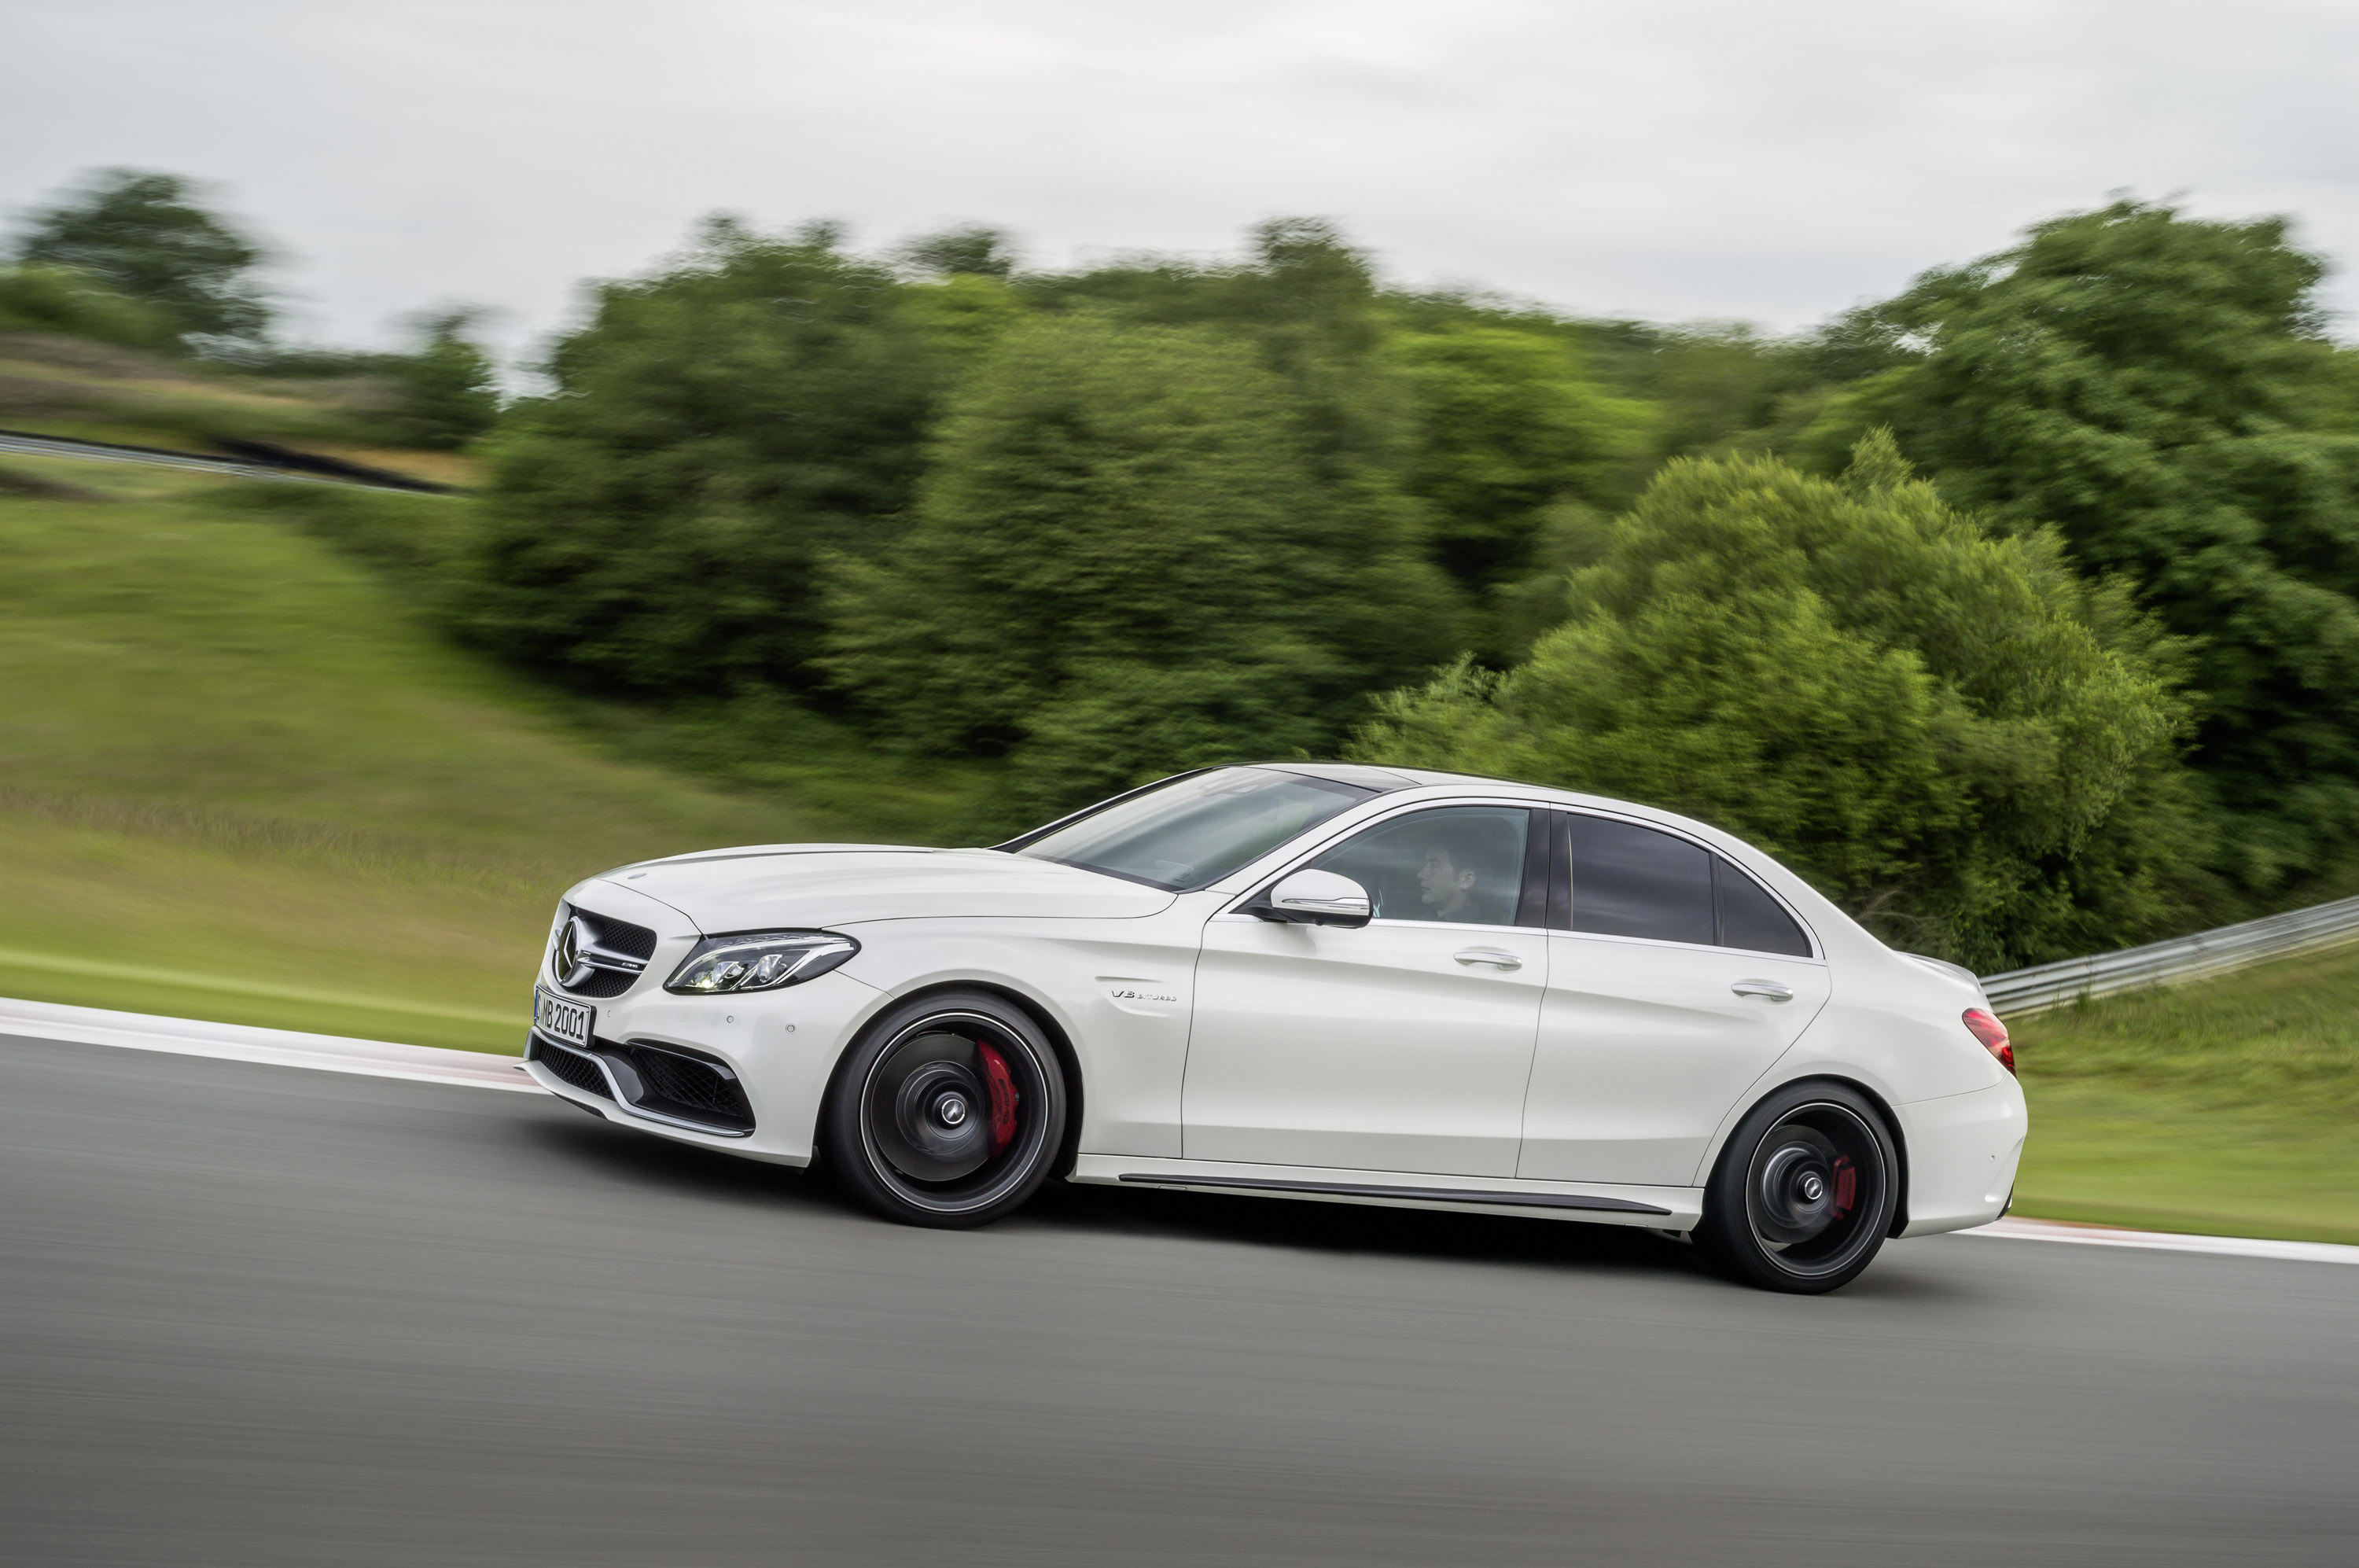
[533,987,594,1050]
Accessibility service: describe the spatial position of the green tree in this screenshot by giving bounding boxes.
[1352,435,2206,969]
[899,224,1018,279]
[1804,200,2359,889]
[1024,219,1473,642]
[388,307,500,449]
[12,168,270,344]
[828,312,1461,824]
[1565,318,1883,463]
[454,218,945,690]
[1392,320,1653,600]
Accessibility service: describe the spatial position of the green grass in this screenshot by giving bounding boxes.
[2010,942,2359,1245]
[0,455,982,1051]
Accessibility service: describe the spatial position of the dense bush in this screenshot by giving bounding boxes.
[451,220,947,691]
[1351,435,2207,969]
[0,265,178,349]
[828,312,1460,824]
[386,308,500,449]
[1393,320,1653,598]
[1029,222,1470,617]
[1807,200,2359,890]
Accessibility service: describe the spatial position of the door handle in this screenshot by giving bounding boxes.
[1454,948,1524,972]
[1732,979,1794,1002]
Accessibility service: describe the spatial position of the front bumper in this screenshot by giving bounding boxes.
[526,966,885,1165]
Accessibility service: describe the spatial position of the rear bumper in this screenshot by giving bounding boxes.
[1895,1080,2028,1238]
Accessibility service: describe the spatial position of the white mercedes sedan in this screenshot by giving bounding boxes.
[524,764,2026,1292]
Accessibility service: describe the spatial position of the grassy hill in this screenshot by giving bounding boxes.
[0,454,977,1051]
[0,330,471,488]
[2010,944,2359,1245]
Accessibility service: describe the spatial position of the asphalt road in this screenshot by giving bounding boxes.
[3,1035,2354,1566]
[0,429,289,481]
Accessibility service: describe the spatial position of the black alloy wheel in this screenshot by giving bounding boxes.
[1696,1080,1898,1294]
[822,988,1068,1228]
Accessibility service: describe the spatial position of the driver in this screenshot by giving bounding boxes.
[1415,819,1520,924]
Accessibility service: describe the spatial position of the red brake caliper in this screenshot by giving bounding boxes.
[977,1042,1020,1156]
[1831,1155,1857,1218]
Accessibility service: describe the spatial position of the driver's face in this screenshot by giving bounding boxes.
[1418,846,1475,912]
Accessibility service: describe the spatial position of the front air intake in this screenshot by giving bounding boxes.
[528,1032,753,1137]
[618,1043,755,1135]
[529,1033,613,1099]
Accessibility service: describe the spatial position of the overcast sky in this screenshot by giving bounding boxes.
[6,0,2358,359]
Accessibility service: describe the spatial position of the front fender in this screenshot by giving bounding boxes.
[834,908,1216,1158]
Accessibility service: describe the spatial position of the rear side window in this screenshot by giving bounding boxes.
[1561,814,1814,956]
[1714,856,1812,956]
[1568,815,1715,945]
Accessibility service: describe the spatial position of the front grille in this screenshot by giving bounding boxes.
[623,1044,754,1130]
[557,904,659,998]
[530,1033,612,1099]
[574,907,657,961]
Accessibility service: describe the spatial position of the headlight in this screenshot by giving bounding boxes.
[664,930,859,993]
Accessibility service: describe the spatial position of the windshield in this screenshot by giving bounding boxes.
[1011,768,1377,890]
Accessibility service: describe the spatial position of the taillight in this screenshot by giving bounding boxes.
[1963,1007,2014,1075]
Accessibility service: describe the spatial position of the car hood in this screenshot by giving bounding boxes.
[586,845,1176,931]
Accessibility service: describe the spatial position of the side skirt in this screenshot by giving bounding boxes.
[1070,1154,1703,1230]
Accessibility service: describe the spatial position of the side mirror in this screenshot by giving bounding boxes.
[1256,868,1373,928]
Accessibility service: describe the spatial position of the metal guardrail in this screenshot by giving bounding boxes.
[1980,894,2359,1015]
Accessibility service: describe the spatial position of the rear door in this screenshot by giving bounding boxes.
[1518,812,1830,1187]
[1185,804,1550,1177]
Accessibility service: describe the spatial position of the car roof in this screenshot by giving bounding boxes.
[1254,760,1584,803]
[1252,760,1746,839]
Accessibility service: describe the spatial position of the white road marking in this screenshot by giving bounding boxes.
[6,994,2355,1266]
[1959,1215,2359,1265]
[0,995,538,1093]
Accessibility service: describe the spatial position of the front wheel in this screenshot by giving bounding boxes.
[821,989,1068,1228]
[1696,1082,1898,1294]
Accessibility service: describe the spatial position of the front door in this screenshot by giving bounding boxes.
[1184,804,1548,1177]
[1518,812,1831,1187]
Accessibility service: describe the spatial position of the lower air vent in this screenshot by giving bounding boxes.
[530,1033,753,1136]
[613,1043,755,1136]
[530,1033,612,1099]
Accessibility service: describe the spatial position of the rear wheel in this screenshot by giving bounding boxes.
[1697,1082,1897,1294]
[822,989,1068,1228]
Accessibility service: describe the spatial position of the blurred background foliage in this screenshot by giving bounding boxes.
[9,170,2359,974]
[457,217,947,693]
[1352,434,2206,971]
[13,168,272,347]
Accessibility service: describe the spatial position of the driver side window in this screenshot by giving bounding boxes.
[1306,807,1536,927]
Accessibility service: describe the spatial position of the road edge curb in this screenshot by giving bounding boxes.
[0,994,538,1093]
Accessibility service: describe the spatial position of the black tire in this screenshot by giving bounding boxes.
[821,988,1069,1228]
[1695,1080,1898,1294]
